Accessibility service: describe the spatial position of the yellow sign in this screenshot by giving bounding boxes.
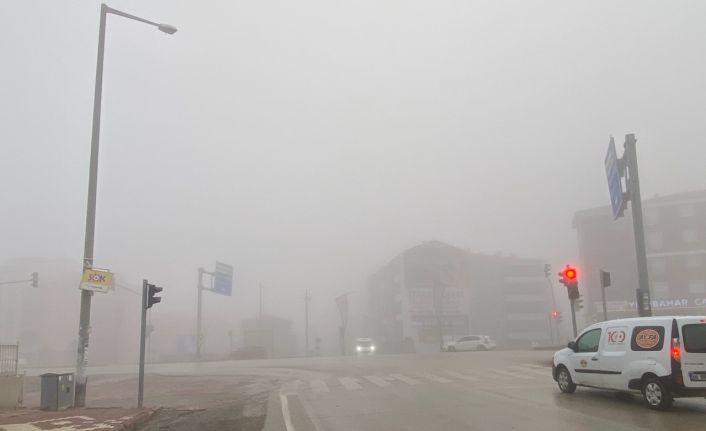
[79,268,114,293]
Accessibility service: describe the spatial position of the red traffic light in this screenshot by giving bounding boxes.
[551,310,561,318]
[563,266,577,281]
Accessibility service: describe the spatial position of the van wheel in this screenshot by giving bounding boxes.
[447,346,456,352]
[642,377,673,410]
[477,345,486,351]
[556,366,576,394]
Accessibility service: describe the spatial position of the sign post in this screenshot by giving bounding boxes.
[604,134,652,317]
[196,262,233,360]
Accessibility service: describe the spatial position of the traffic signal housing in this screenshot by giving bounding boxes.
[544,264,551,278]
[31,272,39,288]
[146,283,163,308]
[558,265,579,300]
[575,295,584,310]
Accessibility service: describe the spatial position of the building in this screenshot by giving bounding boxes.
[365,241,552,352]
[573,189,706,322]
[240,316,297,359]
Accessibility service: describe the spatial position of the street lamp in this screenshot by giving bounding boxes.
[75,3,176,407]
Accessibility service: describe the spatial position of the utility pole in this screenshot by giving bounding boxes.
[304,289,311,357]
[544,264,559,344]
[196,268,204,360]
[623,134,652,317]
[259,283,263,321]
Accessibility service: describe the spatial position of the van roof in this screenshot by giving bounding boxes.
[596,316,706,325]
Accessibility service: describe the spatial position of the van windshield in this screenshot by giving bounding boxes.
[683,324,706,353]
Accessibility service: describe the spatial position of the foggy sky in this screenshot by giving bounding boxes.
[2,0,706,326]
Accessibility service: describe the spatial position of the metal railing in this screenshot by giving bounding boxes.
[0,343,19,376]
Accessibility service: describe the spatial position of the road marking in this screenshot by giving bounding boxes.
[417,372,452,383]
[521,363,553,370]
[279,390,295,431]
[486,368,535,379]
[463,369,510,380]
[390,373,421,385]
[509,365,552,377]
[309,380,329,392]
[443,370,479,382]
[364,375,392,387]
[338,377,362,390]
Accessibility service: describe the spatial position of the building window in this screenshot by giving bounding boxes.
[647,232,663,251]
[644,208,660,226]
[688,281,706,295]
[649,257,667,277]
[652,282,669,299]
[682,229,699,243]
[686,254,702,269]
[679,204,696,217]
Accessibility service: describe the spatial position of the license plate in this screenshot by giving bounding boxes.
[688,372,706,381]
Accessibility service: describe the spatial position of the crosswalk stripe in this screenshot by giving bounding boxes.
[310,380,329,392]
[486,368,535,379]
[338,377,362,390]
[390,373,421,385]
[443,370,479,382]
[417,372,452,383]
[364,375,392,387]
[463,369,510,380]
[509,365,552,377]
[521,363,552,369]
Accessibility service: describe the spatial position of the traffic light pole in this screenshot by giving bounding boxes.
[569,299,578,338]
[138,280,148,408]
[624,134,652,317]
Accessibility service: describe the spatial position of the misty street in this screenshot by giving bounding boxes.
[3,1,706,430]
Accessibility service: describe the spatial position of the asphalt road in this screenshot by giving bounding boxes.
[23,351,706,430]
[258,350,706,431]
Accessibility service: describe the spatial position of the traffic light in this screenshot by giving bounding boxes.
[31,272,38,288]
[544,264,551,278]
[551,310,561,319]
[146,283,163,308]
[558,265,579,300]
[575,295,584,310]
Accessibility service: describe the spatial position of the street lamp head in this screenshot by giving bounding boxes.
[158,24,177,34]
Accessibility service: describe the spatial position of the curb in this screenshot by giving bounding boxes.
[118,407,160,431]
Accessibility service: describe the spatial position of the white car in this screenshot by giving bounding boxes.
[355,338,376,355]
[553,316,706,410]
[445,335,496,352]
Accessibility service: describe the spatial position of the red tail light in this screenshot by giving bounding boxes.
[671,338,681,362]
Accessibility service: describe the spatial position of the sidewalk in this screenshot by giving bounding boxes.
[0,407,156,431]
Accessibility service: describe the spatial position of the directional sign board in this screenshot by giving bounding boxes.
[213,262,233,296]
[79,268,114,293]
[605,137,625,219]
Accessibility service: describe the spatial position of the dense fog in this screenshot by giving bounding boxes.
[2,0,706,364]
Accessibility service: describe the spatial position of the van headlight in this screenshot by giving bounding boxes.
[357,345,362,352]
[371,345,376,351]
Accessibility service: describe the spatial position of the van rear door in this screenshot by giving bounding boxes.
[679,318,706,388]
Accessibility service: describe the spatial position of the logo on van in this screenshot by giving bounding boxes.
[580,359,588,368]
[634,329,660,349]
[607,330,626,344]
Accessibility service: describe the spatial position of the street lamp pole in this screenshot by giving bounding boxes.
[75,3,176,407]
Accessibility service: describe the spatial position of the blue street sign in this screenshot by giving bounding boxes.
[213,261,233,296]
[605,137,625,219]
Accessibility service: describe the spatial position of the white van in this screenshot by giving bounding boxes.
[553,316,706,410]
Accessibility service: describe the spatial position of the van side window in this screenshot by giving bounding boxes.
[630,326,665,351]
[576,328,602,353]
